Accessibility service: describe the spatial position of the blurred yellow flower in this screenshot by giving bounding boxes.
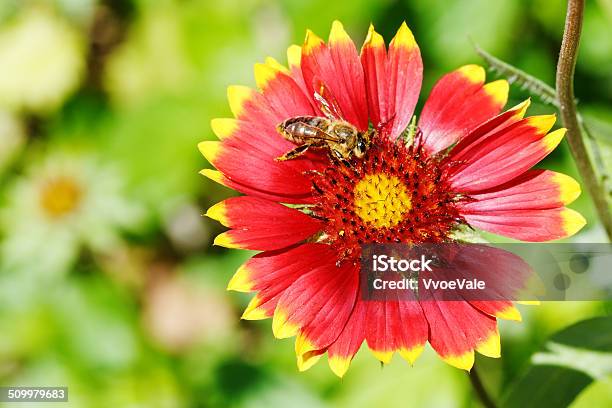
[0,7,84,112]
[0,152,145,276]
[38,174,84,219]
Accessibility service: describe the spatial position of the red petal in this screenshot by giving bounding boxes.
[199,139,320,202]
[360,23,422,139]
[365,298,428,365]
[287,44,310,96]
[464,207,586,242]
[421,300,500,370]
[301,22,368,130]
[460,170,581,212]
[327,298,367,377]
[272,260,357,344]
[419,65,508,153]
[453,245,534,300]
[200,169,313,205]
[202,55,324,203]
[230,244,333,319]
[360,25,387,133]
[386,22,423,139]
[254,57,316,120]
[446,99,530,160]
[428,245,532,319]
[207,196,322,250]
[296,263,359,358]
[447,115,565,192]
[470,301,522,321]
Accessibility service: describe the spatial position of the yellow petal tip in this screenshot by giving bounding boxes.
[363,23,384,49]
[370,349,393,364]
[198,141,222,164]
[543,127,566,151]
[272,309,299,339]
[442,350,475,371]
[457,64,486,84]
[205,201,227,223]
[517,300,541,306]
[287,44,302,67]
[329,20,350,44]
[227,85,255,117]
[514,98,532,118]
[227,264,254,292]
[254,62,278,90]
[241,296,269,320]
[295,334,316,356]
[526,114,557,134]
[553,173,581,204]
[329,355,351,378]
[483,79,509,107]
[304,29,324,55]
[476,330,501,358]
[391,21,417,49]
[210,118,238,140]
[264,56,289,73]
[496,304,522,321]
[297,351,323,372]
[562,207,587,237]
[199,169,227,186]
[213,232,238,248]
[399,344,425,365]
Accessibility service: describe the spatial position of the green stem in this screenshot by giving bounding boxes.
[556,0,612,241]
[468,366,497,408]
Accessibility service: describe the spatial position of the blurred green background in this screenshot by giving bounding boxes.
[0,0,611,407]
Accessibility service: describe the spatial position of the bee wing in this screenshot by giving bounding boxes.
[312,77,345,121]
[295,121,342,142]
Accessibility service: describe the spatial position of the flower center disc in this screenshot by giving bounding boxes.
[354,174,411,228]
[310,137,466,263]
[39,176,82,218]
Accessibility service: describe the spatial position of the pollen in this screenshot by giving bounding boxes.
[39,175,82,219]
[354,174,411,228]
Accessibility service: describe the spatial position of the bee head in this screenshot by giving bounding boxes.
[353,132,371,158]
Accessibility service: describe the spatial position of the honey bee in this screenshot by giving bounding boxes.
[276,79,374,161]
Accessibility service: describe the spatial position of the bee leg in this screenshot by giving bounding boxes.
[328,149,353,168]
[276,144,310,161]
[342,159,353,168]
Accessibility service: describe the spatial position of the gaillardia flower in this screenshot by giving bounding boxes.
[200,21,585,376]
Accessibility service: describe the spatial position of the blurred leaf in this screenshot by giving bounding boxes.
[572,377,612,408]
[410,0,520,68]
[0,109,24,175]
[50,274,140,371]
[579,4,612,76]
[473,43,558,106]
[503,365,592,408]
[502,316,612,408]
[102,92,210,208]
